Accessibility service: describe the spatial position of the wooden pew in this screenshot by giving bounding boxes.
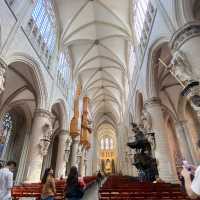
[12,176,96,200]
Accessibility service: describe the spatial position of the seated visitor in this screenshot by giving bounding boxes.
[65,166,85,200]
[181,140,200,199]
[41,168,56,200]
[0,160,16,200]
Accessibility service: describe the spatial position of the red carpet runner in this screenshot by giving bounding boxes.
[99,176,200,200]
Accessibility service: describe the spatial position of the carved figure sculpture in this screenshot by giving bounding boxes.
[39,124,53,156]
[171,50,193,83]
[0,65,6,94]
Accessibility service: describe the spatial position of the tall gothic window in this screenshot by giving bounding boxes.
[67,81,76,127]
[57,51,71,88]
[0,113,13,158]
[105,138,109,150]
[110,138,113,150]
[133,0,150,43]
[32,0,56,54]
[129,45,136,80]
[101,139,104,150]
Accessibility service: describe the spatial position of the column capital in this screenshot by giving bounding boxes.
[170,22,200,50]
[144,97,161,108]
[34,109,52,121]
[72,136,80,144]
[174,120,188,126]
[59,129,70,136]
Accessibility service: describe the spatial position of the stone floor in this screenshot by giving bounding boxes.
[82,182,100,200]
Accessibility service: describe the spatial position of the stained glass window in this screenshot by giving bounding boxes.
[32,0,56,54]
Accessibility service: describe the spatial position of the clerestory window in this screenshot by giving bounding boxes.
[133,0,150,43]
[32,0,56,54]
[57,51,71,88]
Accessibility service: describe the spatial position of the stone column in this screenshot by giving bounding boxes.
[26,109,52,182]
[70,137,79,167]
[55,130,69,178]
[79,148,85,176]
[145,98,177,182]
[174,121,194,163]
[116,123,127,175]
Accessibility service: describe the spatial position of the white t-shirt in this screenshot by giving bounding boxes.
[191,166,200,195]
[0,168,13,200]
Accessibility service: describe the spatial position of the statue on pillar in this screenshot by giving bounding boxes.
[171,50,193,83]
[39,123,53,156]
[0,61,7,94]
[64,135,72,162]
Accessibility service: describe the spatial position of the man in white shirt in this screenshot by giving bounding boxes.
[181,140,200,199]
[0,161,16,200]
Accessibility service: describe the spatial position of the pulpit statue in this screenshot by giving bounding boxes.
[127,123,158,182]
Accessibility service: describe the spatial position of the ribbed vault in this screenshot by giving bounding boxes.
[55,0,132,125]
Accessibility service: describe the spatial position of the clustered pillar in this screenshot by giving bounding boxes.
[26,109,53,182]
[69,86,81,168]
[55,130,69,178]
[79,96,91,176]
[145,98,177,182]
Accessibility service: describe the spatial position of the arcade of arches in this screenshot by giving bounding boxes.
[0,0,200,188]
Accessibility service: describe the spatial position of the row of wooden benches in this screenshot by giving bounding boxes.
[12,176,96,200]
[99,176,199,200]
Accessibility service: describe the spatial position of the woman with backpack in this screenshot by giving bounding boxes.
[65,166,86,200]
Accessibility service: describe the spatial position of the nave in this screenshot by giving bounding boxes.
[1,0,200,199]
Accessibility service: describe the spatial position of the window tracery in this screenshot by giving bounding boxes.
[26,0,57,66]
[57,50,71,89]
[134,0,150,43]
[32,0,56,53]
[132,0,156,63]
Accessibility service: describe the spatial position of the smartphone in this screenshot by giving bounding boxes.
[182,160,192,171]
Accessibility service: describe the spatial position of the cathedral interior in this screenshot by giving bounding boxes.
[0,0,200,199]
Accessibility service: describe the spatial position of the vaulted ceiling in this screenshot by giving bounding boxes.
[55,0,133,126]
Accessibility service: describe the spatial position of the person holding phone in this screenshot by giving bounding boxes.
[181,140,200,199]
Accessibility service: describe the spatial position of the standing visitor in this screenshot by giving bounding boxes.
[181,140,200,199]
[96,170,103,187]
[0,160,16,200]
[41,168,56,200]
[65,166,85,200]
